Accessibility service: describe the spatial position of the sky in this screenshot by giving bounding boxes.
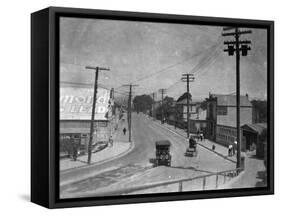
[60,17,267,102]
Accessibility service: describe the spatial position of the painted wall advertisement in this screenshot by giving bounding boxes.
[60,87,112,120]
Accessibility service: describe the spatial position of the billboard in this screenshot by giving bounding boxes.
[60,87,112,120]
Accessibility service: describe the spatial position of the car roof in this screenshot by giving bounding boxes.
[155,140,171,146]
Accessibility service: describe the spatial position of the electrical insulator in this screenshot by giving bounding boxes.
[228,45,235,56]
[241,45,249,56]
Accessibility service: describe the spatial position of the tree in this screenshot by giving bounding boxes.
[133,95,153,113]
[176,92,192,102]
[155,96,175,120]
[199,98,209,110]
[162,96,175,118]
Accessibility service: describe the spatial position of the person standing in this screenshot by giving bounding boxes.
[197,130,200,141]
[200,132,204,142]
[228,144,233,157]
[233,140,237,155]
[72,143,78,161]
[109,136,114,147]
[123,127,127,135]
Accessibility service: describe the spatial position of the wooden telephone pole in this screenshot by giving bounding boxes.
[181,74,195,138]
[222,27,252,168]
[158,88,167,123]
[122,84,138,142]
[151,92,156,119]
[85,66,110,164]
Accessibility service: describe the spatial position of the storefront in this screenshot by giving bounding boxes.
[241,123,267,157]
[59,87,116,157]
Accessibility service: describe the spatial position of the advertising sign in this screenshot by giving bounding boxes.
[60,87,112,120]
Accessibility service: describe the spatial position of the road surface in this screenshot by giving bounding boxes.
[61,112,235,197]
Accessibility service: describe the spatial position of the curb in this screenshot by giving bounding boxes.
[196,142,236,164]
[60,141,135,186]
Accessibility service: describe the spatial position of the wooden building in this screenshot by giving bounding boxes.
[206,94,253,148]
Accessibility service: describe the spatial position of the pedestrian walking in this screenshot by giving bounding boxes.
[197,130,200,141]
[200,132,204,141]
[228,144,233,157]
[123,127,127,135]
[72,144,78,161]
[108,136,114,147]
[233,140,237,155]
[212,144,216,151]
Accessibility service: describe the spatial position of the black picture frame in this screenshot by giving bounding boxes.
[31,6,274,208]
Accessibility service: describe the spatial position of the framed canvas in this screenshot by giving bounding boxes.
[31,7,274,208]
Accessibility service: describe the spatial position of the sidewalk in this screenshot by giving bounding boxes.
[60,113,132,172]
[60,142,132,172]
[151,118,236,163]
[219,152,266,189]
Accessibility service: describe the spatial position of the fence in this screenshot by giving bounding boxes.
[92,168,243,196]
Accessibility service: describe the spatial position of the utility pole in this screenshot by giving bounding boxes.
[85,66,110,164]
[181,74,195,138]
[159,88,167,123]
[122,84,138,142]
[152,92,156,119]
[222,27,252,169]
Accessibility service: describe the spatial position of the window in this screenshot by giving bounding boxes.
[217,106,227,115]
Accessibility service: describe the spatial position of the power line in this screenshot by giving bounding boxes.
[138,38,222,95]
[194,51,222,78]
[130,37,222,84]
[166,80,182,91]
[189,39,223,76]
[61,62,124,86]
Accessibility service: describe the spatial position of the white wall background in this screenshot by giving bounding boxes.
[0,0,279,214]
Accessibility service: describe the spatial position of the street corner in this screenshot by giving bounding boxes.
[59,142,136,190]
[61,140,134,173]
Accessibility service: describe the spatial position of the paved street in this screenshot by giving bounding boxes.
[60,112,235,198]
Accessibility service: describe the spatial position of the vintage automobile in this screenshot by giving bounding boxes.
[154,140,172,167]
[185,136,198,157]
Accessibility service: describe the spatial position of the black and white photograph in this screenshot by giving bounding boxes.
[59,17,269,199]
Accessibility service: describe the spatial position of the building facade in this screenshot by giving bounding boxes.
[59,87,117,156]
[241,123,267,157]
[172,98,208,134]
[206,94,253,148]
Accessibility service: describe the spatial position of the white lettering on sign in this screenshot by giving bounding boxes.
[60,87,112,120]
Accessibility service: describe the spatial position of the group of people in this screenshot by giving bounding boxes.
[196,130,205,142]
[228,144,236,156]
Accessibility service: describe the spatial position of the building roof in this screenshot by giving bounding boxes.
[176,99,199,105]
[241,123,267,134]
[211,94,252,107]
